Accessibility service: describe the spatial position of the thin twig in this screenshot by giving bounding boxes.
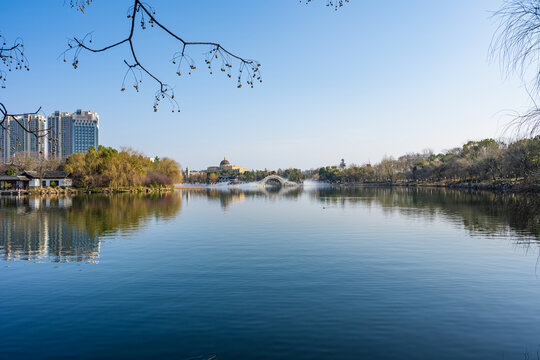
[63,0,262,112]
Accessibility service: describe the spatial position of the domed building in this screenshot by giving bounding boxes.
[220,158,230,167]
[207,157,250,174]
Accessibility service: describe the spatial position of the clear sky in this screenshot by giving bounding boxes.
[0,0,530,170]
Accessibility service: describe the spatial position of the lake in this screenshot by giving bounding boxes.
[1,187,539,359]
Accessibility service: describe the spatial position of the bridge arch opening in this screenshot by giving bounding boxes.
[259,175,297,188]
[265,177,283,187]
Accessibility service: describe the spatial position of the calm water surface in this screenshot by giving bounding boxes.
[0,187,539,359]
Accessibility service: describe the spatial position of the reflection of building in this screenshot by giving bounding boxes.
[0,194,183,262]
[29,196,73,209]
[217,191,246,210]
[207,157,250,174]
[0,212,48,261]
[46,215,101,263]
[0,198,99,262]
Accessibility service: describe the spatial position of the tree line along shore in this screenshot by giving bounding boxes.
[315,137,539,192]
[184,137,539,192]
[1,146,182,193]
[1,137,538,194]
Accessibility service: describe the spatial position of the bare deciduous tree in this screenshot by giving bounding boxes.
[303,0,350,10]
[0,34,29,88]
[1,0,345,138]
[492,0,540,136]
[67,0,93,12]
[0,33,49,140]
[63,0,349,112]
[63,0,262,112]
[14,151,61,175]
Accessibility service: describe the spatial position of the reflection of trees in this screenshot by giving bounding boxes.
[66,193,182,237]
[0,193,183,262]
[182,188,263,211]
[180,187,303,211]
[4,188,534,262]
[205,189,247,211]
[313,187,540,240]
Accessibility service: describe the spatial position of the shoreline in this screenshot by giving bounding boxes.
[328,181,540,193]
[0,186,175,196]
[2,182,538,197]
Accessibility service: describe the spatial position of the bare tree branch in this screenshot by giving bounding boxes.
[303,0,350,10]
[2,0,345,142]
[502,107,540,137]
[492,0,540,136]
[0,34,29,89]
[63,0,262,112]
[0,103,49,139]
[0,33,48,140]
[66,0,93,13]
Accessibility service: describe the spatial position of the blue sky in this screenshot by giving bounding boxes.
[0,0,529,170]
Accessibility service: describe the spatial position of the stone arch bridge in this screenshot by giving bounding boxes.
[258,175,298,187]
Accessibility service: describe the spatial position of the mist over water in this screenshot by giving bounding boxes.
[0,188,539,359]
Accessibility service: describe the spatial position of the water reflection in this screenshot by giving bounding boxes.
[0,193,182,262]
[1,188,538,263]
[180,186,540,241]
[313,187,540,241]
[66,193,182,237]
[180,186,303,211]
[2,188,539,359]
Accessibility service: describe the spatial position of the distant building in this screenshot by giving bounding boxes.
[71,109,99,154]
[48,109,99,159]
[0,114,47,163]
[1,109,99,163]
[48,111,74,158]
[207,157,250,174]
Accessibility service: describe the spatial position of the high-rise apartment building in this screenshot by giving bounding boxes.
[47,111,73,159]
[47,109,99,159]
[0,114,47,163]
[0,109,99,163]
[72,109,99,154]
